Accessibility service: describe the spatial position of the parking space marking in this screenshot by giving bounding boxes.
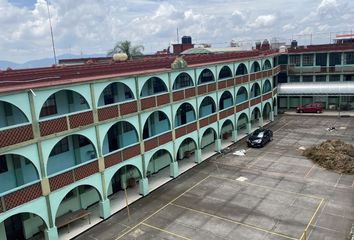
[300,198,325,240]
[212,175,324,200]
[141,222,192,240]
[304,164,316,178]
[114,175,210,240]
[170,203,297,240]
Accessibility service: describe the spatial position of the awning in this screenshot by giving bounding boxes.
[278,82,354,95]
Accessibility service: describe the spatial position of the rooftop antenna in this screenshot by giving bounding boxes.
[177,27,179,44]
[46,0,57,65]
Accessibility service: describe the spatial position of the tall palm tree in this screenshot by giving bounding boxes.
[107,40,144,59]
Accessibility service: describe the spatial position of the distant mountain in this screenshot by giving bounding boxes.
[0,53,106,69]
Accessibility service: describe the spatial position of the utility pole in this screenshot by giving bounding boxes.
[46,0,57,65]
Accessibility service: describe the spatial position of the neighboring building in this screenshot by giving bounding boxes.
[276,43,354,110]
[0,48,278,240]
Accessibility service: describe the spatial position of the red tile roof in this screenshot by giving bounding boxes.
[0,49,277,94]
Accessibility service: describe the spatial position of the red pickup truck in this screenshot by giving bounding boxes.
[296,102,324,113]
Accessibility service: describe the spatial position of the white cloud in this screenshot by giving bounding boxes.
[1,0,354,63]
[248,14,276,28]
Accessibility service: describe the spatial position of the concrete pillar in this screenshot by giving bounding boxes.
[232,129,237,142]
[169,161,179,178]
[215,139,221,152]
[247,122,252,133]
[259,117,264,127]
[44,227,58,240]
[99,199,111,219]
[195,149,202,164]
[0,222,6,240]
[270,111,274,121]
[139,178,149,196]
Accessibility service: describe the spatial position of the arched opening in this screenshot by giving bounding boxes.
[262,80,272,94]
[236,87,248,104]
[39,90,90,119]
[262,59,272,70]
[0,101,29,129]
[237,113,249,138]
[176,138,197,173]
[218,66,232,80]
[146,149,173,191]
[219,91,233,110]
[250,107,261,129]
[263,102,272,122]
[140,77,167,97]
[175,103,196,127]
[102,121,139,155]
[108,165,142,212]
[47,135,97,176]
[250,83,261,98]
[1,213,47,240]
[220,120,234,148]
[55,185,102,238]
[236,63,248,76]
[143,111,171,139]
[201,128,217,160]
[250,61,261,73]
[273,97,278,116]
[172,73,194,90]
[0,154,39,194]
[97,82,134,106]
[198,69,215,84]
[199,97,216,118]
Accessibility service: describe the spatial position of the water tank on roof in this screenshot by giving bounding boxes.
[255,41,261,50]
[291,40,298,48]
[182,36,192,44]
[113,53,128,61]
[279,46,287,54]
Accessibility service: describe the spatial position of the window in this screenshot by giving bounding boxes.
[344,52,354,64]
[153,78,166,93]
[40,95,57,117]
[302,76,313,82]
[329,75,340,82]
[329,53,341,66]
[174,73,192,89]
[50,138,69,156]
[289,76,300,82]
[302,54,314,66]
[103,85,114,105]
[316,53,327,66]
[0,156,8,173]
[289,55,300,66]
[344,75,353,81]
[316,75,327,82]
[158,112,167,121]
[78,136,91,147]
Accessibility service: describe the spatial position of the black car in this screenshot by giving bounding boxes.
[247,128,273,148]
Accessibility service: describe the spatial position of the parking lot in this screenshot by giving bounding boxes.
[76,115,354,240]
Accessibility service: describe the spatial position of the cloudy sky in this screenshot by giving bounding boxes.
[1,0,353,62]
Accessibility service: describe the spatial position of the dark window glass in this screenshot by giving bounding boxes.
[50,138,69,157]
[40,95,57,117]
[0,156,8,173]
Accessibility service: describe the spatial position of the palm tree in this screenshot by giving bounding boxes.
[107,40,144,59]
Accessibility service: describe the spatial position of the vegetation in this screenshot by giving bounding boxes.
[107,40,144,59]
[303,140,354,174]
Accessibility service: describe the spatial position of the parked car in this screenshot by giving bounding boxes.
[296,102,323,113]
[247,128,273,148]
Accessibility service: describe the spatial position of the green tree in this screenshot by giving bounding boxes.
[107,40,144,59]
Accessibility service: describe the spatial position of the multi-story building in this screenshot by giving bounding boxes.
[277,41,354,110]
[1,39,354,240]
[0,48,278,240]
